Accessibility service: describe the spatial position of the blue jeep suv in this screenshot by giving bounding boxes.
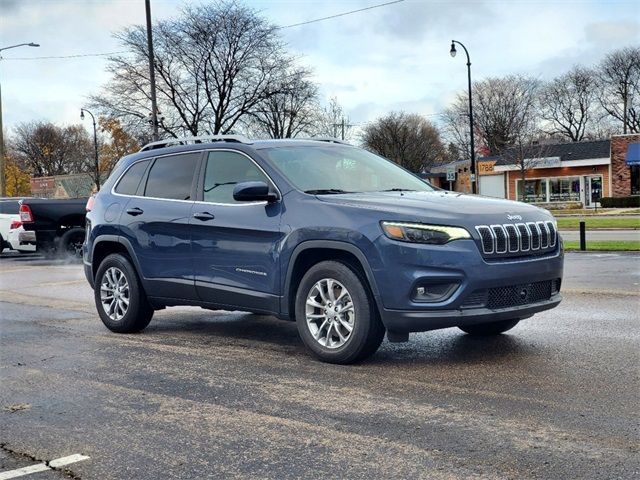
[83,136,563,364]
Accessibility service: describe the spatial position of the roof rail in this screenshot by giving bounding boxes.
[307,137,351,145]
[140,134,252,152]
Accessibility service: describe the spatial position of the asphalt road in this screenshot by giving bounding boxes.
[1,252,638,479]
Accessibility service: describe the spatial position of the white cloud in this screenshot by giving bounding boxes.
[0,0,637,136]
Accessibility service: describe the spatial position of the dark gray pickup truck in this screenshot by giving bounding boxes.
[20,198,88,256]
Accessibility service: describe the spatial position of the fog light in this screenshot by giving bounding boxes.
[413,283,458,302]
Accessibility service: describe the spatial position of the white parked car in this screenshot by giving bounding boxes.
[7,220,36,253]
[0,198,34,253]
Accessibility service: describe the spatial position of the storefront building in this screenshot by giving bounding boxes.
[429,136,639,207]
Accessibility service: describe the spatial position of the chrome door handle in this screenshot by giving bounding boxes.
[193,212,215,221]
[126,207,144,216]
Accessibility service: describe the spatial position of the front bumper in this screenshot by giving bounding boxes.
[372,236,564,333]
[381,294,561,332]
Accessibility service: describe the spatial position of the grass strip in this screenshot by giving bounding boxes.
[556,217,640,229]
[564,240,640,251]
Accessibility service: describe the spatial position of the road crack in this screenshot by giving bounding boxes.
[0,443,83,479]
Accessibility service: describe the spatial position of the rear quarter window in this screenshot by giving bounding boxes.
[144,153,200,200]
[114,160,150,195]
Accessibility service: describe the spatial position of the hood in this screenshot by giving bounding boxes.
[315,190,552,225]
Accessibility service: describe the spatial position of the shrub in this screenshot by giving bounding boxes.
[600,196,640,208]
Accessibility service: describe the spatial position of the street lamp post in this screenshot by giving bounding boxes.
[0,42,40,197]
[81,108,100,191]
[450,40,477,194]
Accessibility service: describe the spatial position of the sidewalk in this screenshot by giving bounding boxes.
[559,230,640,241]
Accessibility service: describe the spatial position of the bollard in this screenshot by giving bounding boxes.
[579,221,586,251]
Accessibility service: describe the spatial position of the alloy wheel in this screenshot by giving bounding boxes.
[305,278,355,349]
[100,267,130,322]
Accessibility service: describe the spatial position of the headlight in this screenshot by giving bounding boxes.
[381,222,471,245]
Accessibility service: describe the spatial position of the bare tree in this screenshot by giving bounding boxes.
[444,75,540,156]
[596,46,640,134]
[361,112,447,173]
[313,97,354,141]
[539,66,597,141]
[92,1,294,138]
[11,122,92,178]
[246,67,319,138]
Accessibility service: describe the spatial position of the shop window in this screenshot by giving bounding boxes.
[549,177,580,202]
[516,179,547,203]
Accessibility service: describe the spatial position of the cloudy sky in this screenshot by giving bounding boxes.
[1,0,639,137]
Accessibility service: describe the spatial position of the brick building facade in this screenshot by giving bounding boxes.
[610,134,640,197]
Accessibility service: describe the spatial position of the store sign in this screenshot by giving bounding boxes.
[531,157,561,168]
[478,161,495,174]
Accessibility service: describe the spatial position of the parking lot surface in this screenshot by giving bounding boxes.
[1,252,639,479]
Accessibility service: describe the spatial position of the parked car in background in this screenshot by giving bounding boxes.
[20,198,88,257]
[0,198,32,253]
[7,220,36,253]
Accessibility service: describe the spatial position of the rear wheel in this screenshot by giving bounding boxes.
[458,319,520,336]
[295,260,385,364]
[57,227,85,258]
[94,253,153,333]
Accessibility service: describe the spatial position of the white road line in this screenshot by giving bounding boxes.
[0,454,89,479]
[0,464,49,480]
[48,454,90,468]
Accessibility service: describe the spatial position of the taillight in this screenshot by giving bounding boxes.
[10,220,22,230]
[86,195,95,212]
[19,204,34,223]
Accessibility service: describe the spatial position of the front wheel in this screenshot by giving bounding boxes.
[94,253,153,333]
[458,319,520,336]
[295,260,385,364]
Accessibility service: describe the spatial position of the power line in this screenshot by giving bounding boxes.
[1,0,407,61]
[1,51,128,60]
[278,0,405,28]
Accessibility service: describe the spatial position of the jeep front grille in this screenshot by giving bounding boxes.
[475,221,557,258]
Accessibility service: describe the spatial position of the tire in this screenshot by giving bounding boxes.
[94,253,153,333]
[458,319,520,336]
[295,260,385,364]
[57,227,85,258]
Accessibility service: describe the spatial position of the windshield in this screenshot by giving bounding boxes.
[260,145,434,194]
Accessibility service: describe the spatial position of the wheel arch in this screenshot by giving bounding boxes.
[282,240,382,320]
[91,235,142,282]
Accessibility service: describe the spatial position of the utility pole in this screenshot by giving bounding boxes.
[145,0,159,141]
[331,117,354,141]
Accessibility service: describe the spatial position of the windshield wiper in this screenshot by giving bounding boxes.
[304,189,355,195]
[380,188,416,192]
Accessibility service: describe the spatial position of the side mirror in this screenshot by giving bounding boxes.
[232,181,278,203]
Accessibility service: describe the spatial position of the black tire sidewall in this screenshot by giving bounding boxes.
[94,253,153,333]
[295,260,381,364]
[58,227,85,257]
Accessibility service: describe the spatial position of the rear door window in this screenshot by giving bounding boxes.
[114,160,150,195]
[144,153,200,200]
